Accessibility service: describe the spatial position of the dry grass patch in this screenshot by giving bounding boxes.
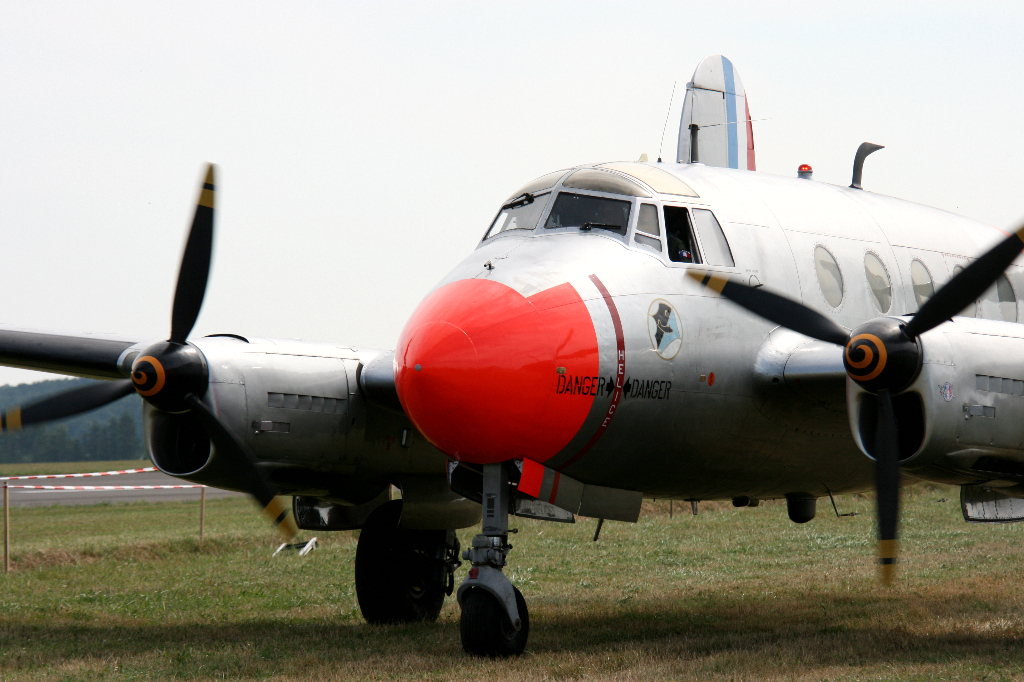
[8,537,251,571]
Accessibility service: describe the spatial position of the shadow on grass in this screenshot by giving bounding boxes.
[2,591,1023,675]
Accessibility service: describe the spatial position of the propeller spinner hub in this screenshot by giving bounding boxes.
[843,317,922,394]
[131,341,208,412]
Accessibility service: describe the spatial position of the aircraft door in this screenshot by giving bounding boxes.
[663,206,794,493]
[655,205,747,393]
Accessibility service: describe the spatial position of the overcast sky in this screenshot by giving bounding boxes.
[1,2,1022,386]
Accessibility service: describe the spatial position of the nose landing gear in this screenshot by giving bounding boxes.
[457,462,530,657]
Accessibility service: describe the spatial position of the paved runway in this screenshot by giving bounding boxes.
[5,470,244,507]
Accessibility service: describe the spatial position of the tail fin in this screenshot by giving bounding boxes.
[676,55,756,170]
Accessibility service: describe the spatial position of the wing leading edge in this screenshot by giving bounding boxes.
[0,326,141,380]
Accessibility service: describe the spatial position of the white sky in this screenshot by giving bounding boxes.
[1,2,1023,386]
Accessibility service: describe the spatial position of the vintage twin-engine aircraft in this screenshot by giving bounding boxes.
[4,55,1024,657]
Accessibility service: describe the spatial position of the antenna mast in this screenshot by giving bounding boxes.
[657,81,677,163]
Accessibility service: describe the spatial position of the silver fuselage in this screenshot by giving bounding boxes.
[166,163,1024,503]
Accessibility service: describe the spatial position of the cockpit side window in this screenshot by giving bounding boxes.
[664,206,701,264]
[484,192,551,239]
[633,203,663,253]
[544,193,631,234]
[692,209,735,267]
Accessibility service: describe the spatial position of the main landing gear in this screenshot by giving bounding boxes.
[457,463,530,657]
[355,500,461,624]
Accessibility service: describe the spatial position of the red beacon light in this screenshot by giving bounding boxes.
[797,164,813,180]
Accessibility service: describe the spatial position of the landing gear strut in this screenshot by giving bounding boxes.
[458,463,529,657]
[355,500,461,624]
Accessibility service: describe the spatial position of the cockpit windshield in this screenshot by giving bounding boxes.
[484,192,550,239]
[544,193,631,234]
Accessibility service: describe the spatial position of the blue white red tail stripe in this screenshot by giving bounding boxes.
[722,56,739,169]
[676,54,755,171]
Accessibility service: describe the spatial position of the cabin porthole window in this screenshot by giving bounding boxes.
[910,259,934,310]
[814,246,844,308]
[864,252,892,313]
[953,264,1017,322]
[992,274,1018,322]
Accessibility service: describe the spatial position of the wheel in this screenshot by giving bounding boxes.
[355,500,450,623]
[460,585,529,657]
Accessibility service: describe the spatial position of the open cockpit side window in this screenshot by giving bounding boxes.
[664,206,701,264]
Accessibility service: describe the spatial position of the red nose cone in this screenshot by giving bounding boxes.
[395,278,599,464]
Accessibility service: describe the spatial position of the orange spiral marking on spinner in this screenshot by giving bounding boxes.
[132,356,167,396]
[845,334,887,382]
[846,344,874,369]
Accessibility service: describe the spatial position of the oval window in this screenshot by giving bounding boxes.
[950,265,1016,322]
[952,265,976,317]
[995,275,1017,322]
[980,274,1017,322]
[814,246,844,308]
[864,253,892,313]
[910,260,934,310]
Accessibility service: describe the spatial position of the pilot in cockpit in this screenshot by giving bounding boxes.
[664,206,699,264]
[668,233,693,263]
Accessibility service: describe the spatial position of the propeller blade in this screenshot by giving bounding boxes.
[0,379,134,432]
[170,164,216,344]
[184,393,298,541]
[905,225,1024,338]
[686,271,850,346]
[873,389,901,585]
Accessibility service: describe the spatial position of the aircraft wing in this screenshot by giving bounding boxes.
[783,339,847,405]
[0,325,142,380]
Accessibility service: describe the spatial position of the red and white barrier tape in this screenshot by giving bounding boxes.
[0,467,156,481]
[7,484,204,490]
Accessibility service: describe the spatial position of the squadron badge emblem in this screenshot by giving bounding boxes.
[647,299,682,360]
[939,382,954,402]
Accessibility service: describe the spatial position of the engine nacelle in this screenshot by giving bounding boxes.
[848,317,1024,486]
[146,406,238,489]
[146,336,391,504]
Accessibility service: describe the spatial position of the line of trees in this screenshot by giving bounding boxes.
[0,378,146,464]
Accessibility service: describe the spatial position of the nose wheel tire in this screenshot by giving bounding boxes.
[355,500,452,624]
[460,585,529,657]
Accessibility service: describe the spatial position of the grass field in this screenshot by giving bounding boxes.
[2,480,1024,680]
